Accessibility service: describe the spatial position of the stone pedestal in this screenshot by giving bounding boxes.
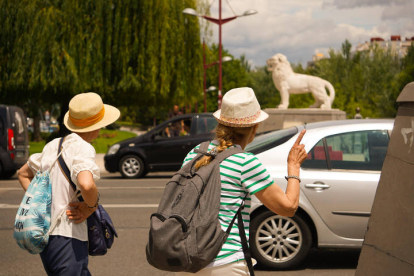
[257,108,347,133]
[355,82,414,275]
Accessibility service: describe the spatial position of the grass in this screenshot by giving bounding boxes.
[29,141,46,155]
[91,129,137,153]
[28,129,137,155]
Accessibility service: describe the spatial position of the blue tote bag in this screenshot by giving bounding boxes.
[13,170,53,254]
[13,141,74,254]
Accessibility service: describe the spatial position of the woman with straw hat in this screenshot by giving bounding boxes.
[177,87,307,276]
[18,92,120,275]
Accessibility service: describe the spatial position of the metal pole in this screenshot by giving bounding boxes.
[218,0,223,109]
[203,39,207,113]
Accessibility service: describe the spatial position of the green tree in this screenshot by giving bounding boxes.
[312,41,402,118]
[0,0,203,133]
[202,44,248,112]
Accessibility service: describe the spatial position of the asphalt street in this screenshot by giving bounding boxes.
[0,173,359,276]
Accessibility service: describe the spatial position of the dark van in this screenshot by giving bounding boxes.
[0,105,29,178]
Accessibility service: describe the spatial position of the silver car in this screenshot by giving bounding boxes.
[246,119,394,269]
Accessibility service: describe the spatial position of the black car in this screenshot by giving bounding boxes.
[104,113,218,178]
[0,105,29,178]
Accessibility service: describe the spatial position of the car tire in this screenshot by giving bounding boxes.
[250,210,312,270]
[119,155,145,179]
[1,170,16,179]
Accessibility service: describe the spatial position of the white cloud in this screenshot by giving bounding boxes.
[201,0,414,66]
[381,3,414,20]
[323,0,412,9]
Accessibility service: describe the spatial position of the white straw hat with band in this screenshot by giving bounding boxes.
[213,87,269,127]
[64,92,121,133]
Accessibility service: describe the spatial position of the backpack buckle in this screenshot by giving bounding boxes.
[209,148,218,157]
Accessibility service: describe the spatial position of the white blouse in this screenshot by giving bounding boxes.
[27,133,100,241]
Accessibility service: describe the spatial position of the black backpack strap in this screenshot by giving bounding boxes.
[57,138,78,193]
[238,207,255,276]
[225,193,255,275]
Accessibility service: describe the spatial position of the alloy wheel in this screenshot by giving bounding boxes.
[255,215,302,263]
[121,157,141,177]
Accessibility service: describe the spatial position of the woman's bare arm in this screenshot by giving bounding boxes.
[17,164,34,191]
[76,171,99,208]
[255,129,307,217]
[66,171,99,224]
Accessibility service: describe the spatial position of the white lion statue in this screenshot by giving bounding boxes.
[267,53,335,109]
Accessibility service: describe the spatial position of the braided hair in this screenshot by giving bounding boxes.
[195,123,255,170]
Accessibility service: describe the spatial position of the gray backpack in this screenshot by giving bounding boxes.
[146,142,255,275]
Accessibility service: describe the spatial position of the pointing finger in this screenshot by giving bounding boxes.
[294,129,306,146]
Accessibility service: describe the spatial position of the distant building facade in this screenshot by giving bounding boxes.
[356,35,414,58]
[307,53,326,68]
[307,35,413,68]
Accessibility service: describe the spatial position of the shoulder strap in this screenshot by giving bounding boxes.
[225,193,255,276]
[57,138,77,192]
[193,141,211,155]
[194,142,245,164]
[238,208,255,276]
[199,141,210,152]
[215,146,244,163]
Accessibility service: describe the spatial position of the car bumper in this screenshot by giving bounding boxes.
[0,151,25,172]
[104,154,119,173]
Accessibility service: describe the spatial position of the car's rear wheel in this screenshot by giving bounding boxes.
[119,155,145,178]
[250,210,312,270]
[1,170,16,179]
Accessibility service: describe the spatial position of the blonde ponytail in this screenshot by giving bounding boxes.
[195,124,254,170]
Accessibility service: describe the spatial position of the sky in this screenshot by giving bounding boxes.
[202,0,414,67]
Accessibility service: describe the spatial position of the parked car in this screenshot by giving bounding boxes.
[0,105,29,179]
[245,119,393,270]
[104,113,218,178]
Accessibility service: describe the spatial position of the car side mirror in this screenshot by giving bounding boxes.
[154,135,163,140]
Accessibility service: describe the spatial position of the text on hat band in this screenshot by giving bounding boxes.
[69,105,105,127]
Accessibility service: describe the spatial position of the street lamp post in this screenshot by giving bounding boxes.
[183,1,257,109]
[203,39,231,112]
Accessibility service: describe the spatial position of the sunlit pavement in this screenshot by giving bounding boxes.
[0,175,358,276]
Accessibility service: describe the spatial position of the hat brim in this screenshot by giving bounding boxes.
[213,110,269,128]
[64,104,121,133]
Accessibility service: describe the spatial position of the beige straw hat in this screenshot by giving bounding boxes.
[64,92,120,133]
[213,87,269,127]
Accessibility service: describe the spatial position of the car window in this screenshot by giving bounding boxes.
[0,117,4,135]
[154,118,192,139]
[196,116,217,135]
[14,111,24,134]
[302,140,328,169]
[245,127,298,154]
[326,130,389,171]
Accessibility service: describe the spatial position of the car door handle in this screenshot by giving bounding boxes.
[305,183,330,189]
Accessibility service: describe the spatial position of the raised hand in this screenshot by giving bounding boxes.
[287,129,307,169]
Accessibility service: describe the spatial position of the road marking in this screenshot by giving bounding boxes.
[102,204,159,208]
[0,187,164,191]
[0,204,19,208]
[0,204,159,209]
[100,178,170,182]
[99,187,164,190]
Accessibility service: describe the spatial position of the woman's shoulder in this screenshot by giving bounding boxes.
[65,133,96,155]
[227,151,255,161]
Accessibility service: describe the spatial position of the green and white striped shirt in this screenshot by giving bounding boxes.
[182,140,274,267]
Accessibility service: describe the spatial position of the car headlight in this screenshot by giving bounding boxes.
[107,144,120,155]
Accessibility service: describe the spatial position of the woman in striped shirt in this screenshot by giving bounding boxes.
[176,87,307,276]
